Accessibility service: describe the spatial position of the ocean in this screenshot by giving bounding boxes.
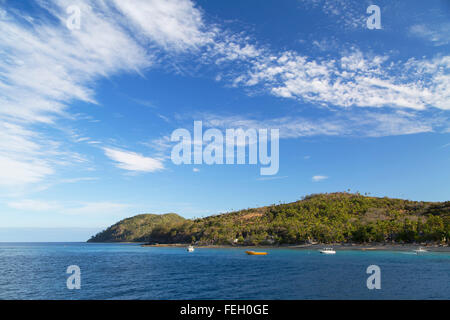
[0,242,449,299]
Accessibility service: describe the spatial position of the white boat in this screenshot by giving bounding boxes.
[319,247,336,254]
[413,247,428,254]
[187,245,195,252]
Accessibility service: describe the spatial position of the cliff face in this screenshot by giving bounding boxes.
[88,193,450,245]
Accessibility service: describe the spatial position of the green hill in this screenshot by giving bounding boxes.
[87,213,186,242]
[88,193,450,245]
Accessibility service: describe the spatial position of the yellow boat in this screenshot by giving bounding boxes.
[246,251,268,255]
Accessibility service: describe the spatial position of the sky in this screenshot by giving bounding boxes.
[0,0,449,241]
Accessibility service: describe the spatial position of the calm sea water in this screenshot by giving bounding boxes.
[0,242,449,299]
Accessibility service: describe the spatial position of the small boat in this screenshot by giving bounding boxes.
[246,251,268,255]
[187,245,195,252]
[413,247,428,254]
[319,247,336,254]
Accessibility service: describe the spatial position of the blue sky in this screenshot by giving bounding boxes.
[0,0,449,241]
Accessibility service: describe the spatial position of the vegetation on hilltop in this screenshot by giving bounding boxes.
[88,193,450,245]
[88,213,186,242]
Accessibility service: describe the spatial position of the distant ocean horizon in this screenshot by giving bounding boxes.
[0,242,449,300]
[0,228,103,242]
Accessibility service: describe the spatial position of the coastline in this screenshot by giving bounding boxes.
[140,243,450,252]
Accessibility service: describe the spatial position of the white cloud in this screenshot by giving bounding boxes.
[0,1,152,124]
[298,0,366,29]
[0,0,267,190]
[7,199,58,211]
[0,118,92,187]
[103,147,164,173]
[7,199,131,216]
[0,156,53,186]
[0,1,153,187]
[0,121,54,186]
[233,49,450,111]
[410,23,450,46]
[62,202,131,216]
[210,36,263,64]
[112,0,212,51]
[351,111,434,137]
[312,175,328,182]
[193,168,200,172]
[145,135,173,159]
[60,177,98,184]
[0,0,211,188]
[197,109,438,139]
[0,0,448,192]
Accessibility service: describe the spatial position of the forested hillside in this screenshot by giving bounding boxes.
[88,193,450,245]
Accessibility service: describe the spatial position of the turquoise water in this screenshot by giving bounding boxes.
[0,243,449,299]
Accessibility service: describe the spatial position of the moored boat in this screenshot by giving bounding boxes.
[187,245,195,252]
[319,247,336,254]
[246,251,268,255]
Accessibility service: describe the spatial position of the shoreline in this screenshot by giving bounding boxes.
[140,243,450,252]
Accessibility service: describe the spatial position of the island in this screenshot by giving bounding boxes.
[88,192,450,247]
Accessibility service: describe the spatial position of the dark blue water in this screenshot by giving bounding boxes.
[0,243,449,299]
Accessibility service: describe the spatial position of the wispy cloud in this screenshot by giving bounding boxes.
[409,23,450,46]
[7,199,59,211]
[312,175,328,182]
[145,136,173,159]
[197,109,438,139]
[7,199,131,216]
[0,0,269,189]
[103,147,164,173]
[62,202,131,216]
[0,121,53,186]
[232,49,450,111]
[298,0,366,29]
[149,109,438,164]
[0,0,213,188]
[111,0,212,51]
[60,177,98,184]
[1,0,449,192]
[0,1,152,187]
